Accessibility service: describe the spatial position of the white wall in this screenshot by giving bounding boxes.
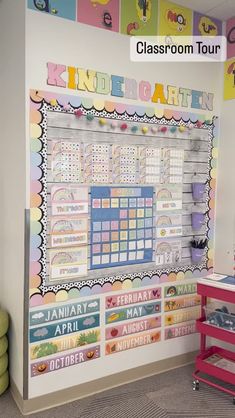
[0,0,26,396]
[214,98,235,275]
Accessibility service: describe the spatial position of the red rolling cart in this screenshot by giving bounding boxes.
[192,276,235,404]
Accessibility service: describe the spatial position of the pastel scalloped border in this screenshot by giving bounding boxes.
[29,90,217,307]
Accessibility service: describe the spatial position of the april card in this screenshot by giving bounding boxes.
[120,0,158,36]
[77,0,120,32]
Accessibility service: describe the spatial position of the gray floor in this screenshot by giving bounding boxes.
[0,364,235,418]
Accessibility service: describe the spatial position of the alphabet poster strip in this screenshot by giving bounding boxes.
[30,314,100,343]
[158,0,193,37]
[30,328,101,359]
[120,0,158,36]
[77,0,120,33]
[105,288,161,309]
[165,306,200,326]
[30,298,100,326]
[164,295,201,312]
[164,283,197,298]
[224,58,235,100]
[106,302,161,324]
[193,12,222,37]
[31,345,100,377]
[165,322,196,340]
[28,0,76,20]
[226,17,235,59]
[106,316,161,340]
[106,330,161,355]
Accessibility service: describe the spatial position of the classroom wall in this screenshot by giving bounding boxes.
[214,100,235,275]
[26,10,221,399]
[0,0,26,396]
[214,18,235,276]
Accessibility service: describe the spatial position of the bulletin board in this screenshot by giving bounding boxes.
[29,90,217,307]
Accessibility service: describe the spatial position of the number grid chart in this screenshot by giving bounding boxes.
[90,186,154,269]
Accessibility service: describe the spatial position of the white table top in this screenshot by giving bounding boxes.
[198,273,235,292]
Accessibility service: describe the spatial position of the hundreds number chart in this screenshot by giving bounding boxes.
[162,148,184,184]
[139,147,161,184]
[90,186,154,269]
[84,143,111,183]
[112,145,138,183]
[51,140,82,183]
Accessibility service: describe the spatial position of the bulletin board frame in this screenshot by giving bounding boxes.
[29,90,218,308]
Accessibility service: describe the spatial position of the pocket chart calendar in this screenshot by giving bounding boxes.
[39,109,213,284]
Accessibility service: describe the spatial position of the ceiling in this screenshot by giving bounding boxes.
[172,0,235,20]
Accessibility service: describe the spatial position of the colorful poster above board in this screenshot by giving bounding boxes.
[120,0,158,36]
[77,0,120,32]
[224,58,235,100]
[193,12,222,37]
[158,0,192,37]
[226,17,235,59]
[28,0,76,20]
